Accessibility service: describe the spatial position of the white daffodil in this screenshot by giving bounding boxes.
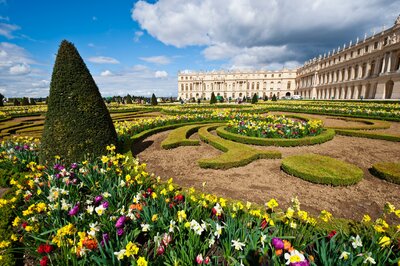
[351,235,362,249]
[284,249,307,265]
[114,249,126,260]
[231,239,245,251]
[214,223,223,239]
[141,223,150,232]
[339,251,350,260]
[363,252,376,264]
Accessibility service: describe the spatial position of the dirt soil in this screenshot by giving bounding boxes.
[135,117,400,221]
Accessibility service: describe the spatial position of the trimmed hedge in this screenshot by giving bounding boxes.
[325,117,391,130]
[281,153,364,186]
[217,127,335,147]
[335,129,400,142]
[198,125,281,169]
[161,124,209,149]
[124,121,223,152]
[370,162,400,185]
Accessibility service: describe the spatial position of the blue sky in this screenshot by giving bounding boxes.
[0,0,399,98]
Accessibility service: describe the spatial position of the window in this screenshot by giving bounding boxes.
[271,74,274,78]
[278,74,281,77]
[365,45,369,52]
[357,49,361,55]
[287,81,291,89]
[350,51,354,58]
[374,42,378,49]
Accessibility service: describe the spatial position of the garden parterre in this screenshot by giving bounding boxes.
[0,138,399,265]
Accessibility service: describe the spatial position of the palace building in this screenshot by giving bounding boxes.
[178,15,400,100]
[178,69,296,101]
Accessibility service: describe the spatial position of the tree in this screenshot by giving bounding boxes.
[151,93,158,105]
[264,95,268,101]
[125,94,133,104]
[272,94,277,101]
[210,92,217,104]
[0,93,4,107]
[40,40,117,164]
[22,97,30,106]
[30,98,36,105]
[251,93,258,104]
[13,99,20,106]
[242,96,247,102]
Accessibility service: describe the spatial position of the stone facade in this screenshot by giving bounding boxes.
[296,16,400,100]
[178,16,400,100]
[178,69,296,101]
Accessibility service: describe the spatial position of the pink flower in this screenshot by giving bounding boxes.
[68,203,79,216]
[115,216,126,228]
[196,254,203,264]
[204,256,210,264]
[156,245,165,255]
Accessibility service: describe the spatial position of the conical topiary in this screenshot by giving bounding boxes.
[40,40,117,164]
[251,93,258,104]
[210,92,217,104]
[151,93,158,105]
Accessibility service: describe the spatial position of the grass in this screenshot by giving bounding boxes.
[370,162,400,185]
[161,124,213,149]
[197,124,281,169]
[217,127,335,147]
[335,129,400,142]
[281,153,364,186]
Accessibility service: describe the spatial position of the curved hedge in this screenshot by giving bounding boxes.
[217,127,335,147]
[325,117,391,130]
[161,124,208,149]
[281,153,364,186]
[335,129,400,142]
[370,162,400,185]
[198,125,281,169]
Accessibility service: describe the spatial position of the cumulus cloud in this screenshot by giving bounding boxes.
[100,70,114,76]
[139,55,171,65]
[88,56,120,64]
[132,0,400,68]
[9,63,31,75]
[154,70,168,78]
[32,80,50,88]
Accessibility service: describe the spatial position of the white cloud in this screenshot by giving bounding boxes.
[139,55,170,65]
[32,80,50,88]
[100,70,114,76]
[132,0,400,68]
[88,43,95,47]
[9,63,31,75]
[88,56,120,64]
[134,31,144,42]
[0,16,9,21]
[0,23,20,39]
[154,70,168,78]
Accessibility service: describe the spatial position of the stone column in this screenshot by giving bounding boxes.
[387,52,393,72]
[360,85,366,99]
[358,65,363,79]
[381,54,387,74]
[375,82,386,99]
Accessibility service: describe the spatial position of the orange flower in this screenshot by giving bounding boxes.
[283,240,292,251]
[83,238,98,250]
[275,249,283,256]
[129,204,143,211]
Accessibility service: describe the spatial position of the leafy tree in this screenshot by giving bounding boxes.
[40,40,117,164]
[242,96,247,102]
[197,98,201,104]
[272,94,277,101]
[151,93,158,105]
[21,97,30,106]
[264,95,268,101]
[30,98,36,105]
[13,99,20,106]
[251,93,258,104]
[210,92,217,104]
[0,93,4,107]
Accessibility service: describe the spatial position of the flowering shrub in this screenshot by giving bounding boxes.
[226,115,324,139]
[0,139,399,265]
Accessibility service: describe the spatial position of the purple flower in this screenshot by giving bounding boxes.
[68,203,80,216]
[117,228,124,236]
[102,201,109,209]
[23,144,29,150]
[94,195,103,205]
[272,238,284,249]
[101,233,109,246]
[70,163,78,169]
[115,216,126,228]
[15,145,21,150]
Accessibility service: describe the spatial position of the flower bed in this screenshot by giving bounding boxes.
[225,115,324,139]
[0,139,399,265]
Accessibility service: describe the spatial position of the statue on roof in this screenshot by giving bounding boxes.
[396,14,400,25]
